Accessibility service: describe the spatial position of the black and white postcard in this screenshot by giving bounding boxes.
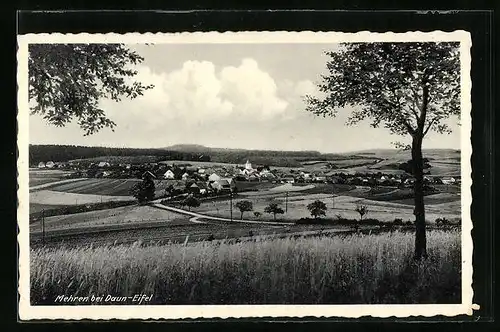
[17,31,475,319]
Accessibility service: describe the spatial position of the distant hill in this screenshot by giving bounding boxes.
[165,144,214,153]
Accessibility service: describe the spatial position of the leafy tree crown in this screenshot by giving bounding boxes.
[29,44,153,135]
[305,42,460,139]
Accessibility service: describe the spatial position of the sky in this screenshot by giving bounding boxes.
[29,43,461,153]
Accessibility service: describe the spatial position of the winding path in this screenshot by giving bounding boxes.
[150,203,294,226]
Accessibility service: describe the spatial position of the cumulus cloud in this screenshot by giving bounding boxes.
[219,58,288,119]
[102,58,317,130]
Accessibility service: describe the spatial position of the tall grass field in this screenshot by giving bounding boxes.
[31,230,460,305]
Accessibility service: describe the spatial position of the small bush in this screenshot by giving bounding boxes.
[436,217,450,226]
[393,218,404,226]
[296,217,382,226]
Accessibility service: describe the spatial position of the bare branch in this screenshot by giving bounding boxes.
[423,116,440,136]
[409,87,422,122]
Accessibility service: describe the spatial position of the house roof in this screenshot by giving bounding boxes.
[196,182,209,190]
[218,179,230,186]
[142,170,157,178]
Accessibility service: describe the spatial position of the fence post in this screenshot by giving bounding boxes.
[41,209,45,245]
[332,183,335,209]
[230,191,233,222]
[285,192,288,213]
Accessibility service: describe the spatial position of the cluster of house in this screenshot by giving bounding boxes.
[35,158,461,188]
[36,161,67,169]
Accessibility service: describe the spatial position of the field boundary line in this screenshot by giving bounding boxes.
[29,177,89,191]
[30,218,204,239]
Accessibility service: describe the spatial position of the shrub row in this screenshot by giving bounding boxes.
[297,217,460,228]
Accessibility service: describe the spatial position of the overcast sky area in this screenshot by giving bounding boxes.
[29,43,461,153]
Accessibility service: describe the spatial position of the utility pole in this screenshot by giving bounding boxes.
[41,209,45,245]
[332,182,335,209]
[230,190,233,222]
[285,191,288,213]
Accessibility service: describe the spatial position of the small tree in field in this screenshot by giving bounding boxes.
[355,204,368,221]
[235,200,253,220]
[307,200,327,219]
[183,195,200,211]
[129,178,155,204]
[264,203,285,221]
[305,42,460,259]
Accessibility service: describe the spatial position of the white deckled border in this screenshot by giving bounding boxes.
[17,30,475,320]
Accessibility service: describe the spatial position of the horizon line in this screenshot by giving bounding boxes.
[28,143,461,155]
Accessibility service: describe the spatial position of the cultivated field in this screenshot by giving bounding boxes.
[30,205,190,233]
[191,193,460,223]
[28,169,74,186]
[189,183,461,223]
[30,190,134,206]
[30,229,461,305]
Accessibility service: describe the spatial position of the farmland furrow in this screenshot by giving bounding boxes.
[29,178,88,191]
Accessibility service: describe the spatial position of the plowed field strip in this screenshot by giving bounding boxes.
[50,179,101,192]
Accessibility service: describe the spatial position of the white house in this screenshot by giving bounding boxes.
[441,177,456,185]
[245,160,253,171]
[45,161,55,168]
[37,162,45,168]
[208,173,221,182]
[163,170,175,179]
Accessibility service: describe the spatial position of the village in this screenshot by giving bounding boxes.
[34,157,461,200]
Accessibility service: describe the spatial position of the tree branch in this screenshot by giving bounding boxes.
[389,88,416,135]
[423,117,440,136]
[402,119,416,135]
[409,87,421,122]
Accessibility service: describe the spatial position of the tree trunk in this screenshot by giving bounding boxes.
[412,134,427,260]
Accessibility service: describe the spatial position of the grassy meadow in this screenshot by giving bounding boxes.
[31,229,461,305]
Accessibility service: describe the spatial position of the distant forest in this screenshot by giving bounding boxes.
[29,145,368,168]
[29,145,211,164]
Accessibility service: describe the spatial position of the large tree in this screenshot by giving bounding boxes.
[307,200,327,219]
[28,44,153,135]
[305,42,460,259]
[235,200,253,220]
[130,177,155,204]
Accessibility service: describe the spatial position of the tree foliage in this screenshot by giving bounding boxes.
[129,177,155,204]
[399,158,431,174]
[305,42,460,137]
[235,200,253,220]
[264,203,284,221]
[29,44,153,135]
[307,200,327,219]
[183,195,201,211]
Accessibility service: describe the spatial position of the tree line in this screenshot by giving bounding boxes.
[29,145,211,164]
